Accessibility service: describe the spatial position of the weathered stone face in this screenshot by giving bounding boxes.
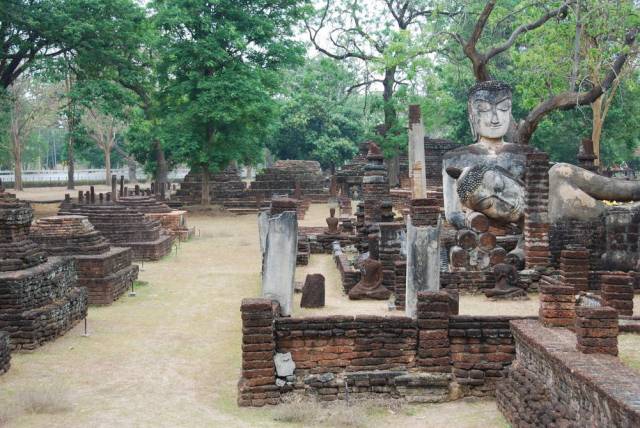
[468,82,512,141]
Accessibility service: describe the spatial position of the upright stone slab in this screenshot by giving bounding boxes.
[408,105,427,199]
[406,219,442,318]
[262,211,298,316]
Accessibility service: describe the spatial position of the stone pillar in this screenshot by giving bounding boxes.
[408,105,427,199]
[575,305,618,356]
[262,211,298,316]
[539,276,575,328]
[406,219,442,318]
[394,260,407,310]
[119,175,124,197]
[362,150,389,224]
[78,191,84,203]
[238,298,279,406]
[416,291,451,372]
[560,246,589,292]
[90,186,95,204]
[378,223,404,293]
[524,152,550,269]
[601,272,633,316]
[111,175,117,201]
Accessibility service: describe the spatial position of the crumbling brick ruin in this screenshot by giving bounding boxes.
[31,215,139,305]
[250,160,328,203]
[60,191,174,261]
[118,195,194,241]
[174,166,246,206]
[0,186,87,351]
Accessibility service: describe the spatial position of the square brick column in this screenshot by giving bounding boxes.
[394,260,407,310]
[601,272,633,316]
[524,152,551,269]
[575,306,618,356]
[238,298,279,407]
[560,246,589,292]
[539,276,575,328]
[416,291,451,373]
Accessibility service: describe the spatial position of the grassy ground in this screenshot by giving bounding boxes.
[0,201,636,427]
[0,208,507,427]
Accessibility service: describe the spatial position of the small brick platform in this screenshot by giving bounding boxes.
[31,216,139,305]
[60,201,174,261]
[497,319,640,427]
[118,195,195,241]
[0,330,10,374]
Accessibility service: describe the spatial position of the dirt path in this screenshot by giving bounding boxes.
[0,209,505,428]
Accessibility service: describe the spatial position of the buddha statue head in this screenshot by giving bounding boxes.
[468,80,512,142]
[446,164,525,224]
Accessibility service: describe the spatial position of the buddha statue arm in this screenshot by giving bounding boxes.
[551,163,640,202]
[442,161,466,228]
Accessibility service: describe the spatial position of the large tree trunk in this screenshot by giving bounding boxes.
[66,76,75,190]
[201,169,211,205]
[104,147,111,185]
[153,139,168,185]
[591,95,604,167]
[13,138,22,191]
[128,158,138,183]
[382,66,400,187]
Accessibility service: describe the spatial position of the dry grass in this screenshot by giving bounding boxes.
[619,333,640,373]
[17,387,72,415]
[0,203,509,427]
[272,397,404,427]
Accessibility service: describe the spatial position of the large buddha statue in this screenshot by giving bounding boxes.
[443,81,531,228]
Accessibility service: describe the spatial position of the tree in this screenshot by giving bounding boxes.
[2,0,146,188]
[450,0,640,145]
[83,108,127,185]
[267,58,366,169]
[6,76,60,190]
[306,0,457,185]
[152,0,309,205]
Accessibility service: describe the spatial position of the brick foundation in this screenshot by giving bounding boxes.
[497,319,640,427]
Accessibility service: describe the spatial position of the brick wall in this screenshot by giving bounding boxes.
[497,319,640,427]
[449,315,529,397]
[238,295,527,406]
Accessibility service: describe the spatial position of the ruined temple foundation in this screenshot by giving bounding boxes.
[0,186,87,351]
[60,200,174,261]
[31,216,139,305]
[118,195,195,241]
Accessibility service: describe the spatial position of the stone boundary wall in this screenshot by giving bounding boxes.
[238,295,530,406]
[0,331,10,374]
[497,319,640,427]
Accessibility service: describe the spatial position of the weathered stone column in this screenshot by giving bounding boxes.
[363,146,389,224]
[524,152,551,269]
[408,105,427,199]
[238,298,279,406]
[111,175,118,201]
[416,291,451,372]
[261,211,298,316]
[405,217,442,318]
